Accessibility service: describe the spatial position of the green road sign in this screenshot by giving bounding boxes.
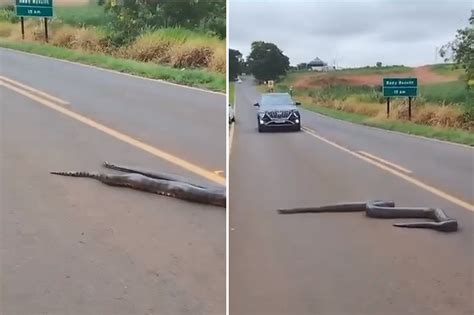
[16,0,53,17]
[383,78,417,97]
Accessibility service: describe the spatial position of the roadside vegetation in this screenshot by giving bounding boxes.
[0,1,225,91]
[270,66,473,145]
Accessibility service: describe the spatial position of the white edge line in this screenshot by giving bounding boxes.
[0,47,225,96]
[358,150,412,174]
[0,75,69,105]
[304,109,473,149]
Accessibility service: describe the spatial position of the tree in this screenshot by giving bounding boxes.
[376,62,382,68]
[229,49,243,81]
[439,9,473,85]
[247,41,290,82]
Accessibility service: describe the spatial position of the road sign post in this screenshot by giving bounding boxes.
[20,16,24,39]
[15,0,53,42]
[408,96,412,120]
[386,97,390,118]
[383,78,417,119]
[44,17,48,43]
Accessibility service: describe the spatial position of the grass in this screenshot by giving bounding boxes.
[0,39,225,92]
[331,65,411,75]
[420,80,469,105]
[302,103,474,146]
[430,63,465,77]
[55,4,106,27]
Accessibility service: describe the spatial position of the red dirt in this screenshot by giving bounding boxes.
[293,66,459,88]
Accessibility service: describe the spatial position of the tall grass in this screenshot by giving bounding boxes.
[273,80,472,130]
[119,28,225,72]
[0,21,15,37]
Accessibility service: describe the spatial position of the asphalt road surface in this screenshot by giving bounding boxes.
[229,77,473,315]
[0,48,225,315]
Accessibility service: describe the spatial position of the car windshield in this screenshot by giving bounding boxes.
[261,94,294,107]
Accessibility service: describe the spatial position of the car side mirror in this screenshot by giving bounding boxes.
[253,103,260,107]
[295,102,301,106]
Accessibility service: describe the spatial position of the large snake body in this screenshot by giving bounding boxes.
[51,161,226,207]
[277,200,458,232]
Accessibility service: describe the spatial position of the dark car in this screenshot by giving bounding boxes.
[254,93,301,132]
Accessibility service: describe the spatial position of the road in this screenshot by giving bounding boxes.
[229,77,474,315]
[0,48,225,315]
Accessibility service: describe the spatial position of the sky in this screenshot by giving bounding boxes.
[229,0,473,68]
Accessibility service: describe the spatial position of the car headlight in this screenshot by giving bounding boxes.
[292,110,300,117]
[258,112,266,118]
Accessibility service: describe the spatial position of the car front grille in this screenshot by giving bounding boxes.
[267,110,292,119]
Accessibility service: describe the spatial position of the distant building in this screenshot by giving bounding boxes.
[307,57,331,72]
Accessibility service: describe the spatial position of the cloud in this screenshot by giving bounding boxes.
[229,0,472,67]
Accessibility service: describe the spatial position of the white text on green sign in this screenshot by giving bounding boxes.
[383,78,417,88]
[16,0,52,7]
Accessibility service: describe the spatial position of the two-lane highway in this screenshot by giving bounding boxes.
[229,77,473,315]
[0,48,225,315]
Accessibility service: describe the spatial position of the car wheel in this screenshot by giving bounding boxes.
[293,124,301,131]
[258,122,265,132]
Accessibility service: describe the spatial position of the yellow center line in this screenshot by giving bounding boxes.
[0,79,226,186]
[0,75,69,105]
[358,150,412,174]
[301,126,474,212]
